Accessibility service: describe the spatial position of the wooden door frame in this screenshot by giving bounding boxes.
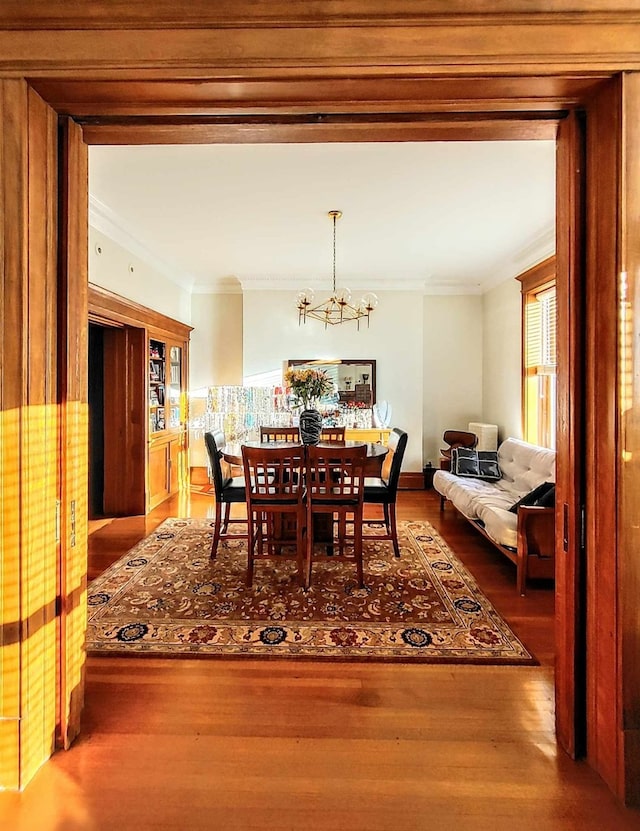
[40,83,611,784]
[1,3,638,801]
[61,96,592,782]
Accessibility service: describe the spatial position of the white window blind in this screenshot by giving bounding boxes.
[523,280,557,449]
[525,285,557,372]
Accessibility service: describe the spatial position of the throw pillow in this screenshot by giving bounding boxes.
[452,447,479,476]
[477,451,502,481]
[509,481,555,513]
[452,448,502,481]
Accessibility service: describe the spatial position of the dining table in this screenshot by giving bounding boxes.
[221,438,389,476]
[221,439,389,554]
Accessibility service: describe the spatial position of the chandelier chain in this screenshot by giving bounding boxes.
[332,212,337,294]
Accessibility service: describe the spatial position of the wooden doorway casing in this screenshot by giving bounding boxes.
[0,3,638,804]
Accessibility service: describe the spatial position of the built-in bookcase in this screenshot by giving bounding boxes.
[149,339,184,434]
[147,332,188,510]
[149,339,167,432]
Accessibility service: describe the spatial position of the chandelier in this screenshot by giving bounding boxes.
[296,210,378,328]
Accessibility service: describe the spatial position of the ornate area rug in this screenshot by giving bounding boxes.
[86,518,535,664]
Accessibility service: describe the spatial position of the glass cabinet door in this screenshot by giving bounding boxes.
[149,338,166,433]
[168,345,182,428]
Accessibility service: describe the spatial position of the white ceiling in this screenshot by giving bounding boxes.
[88,141,556,295]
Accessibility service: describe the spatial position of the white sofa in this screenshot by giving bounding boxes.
[433,437,556,594]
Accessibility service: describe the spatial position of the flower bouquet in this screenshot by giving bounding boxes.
[284,367,334,410]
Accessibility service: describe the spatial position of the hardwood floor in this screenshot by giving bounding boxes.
[2,489,639,830]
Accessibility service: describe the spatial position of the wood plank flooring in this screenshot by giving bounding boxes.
[2,489,639,830]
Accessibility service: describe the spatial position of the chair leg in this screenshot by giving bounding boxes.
[246,510,256,587]
[256,512,265,559]
[296,509,306,587]
[211,501,222,559]
[354,506,364,588]
[440,495,445,511]
[304,504,314,589]
[338,511,347,557]
[222,501,231,533]
[383,503,391,535]
[389,502,400,558]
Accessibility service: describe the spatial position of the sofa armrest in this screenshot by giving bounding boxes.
[516,505,555,595]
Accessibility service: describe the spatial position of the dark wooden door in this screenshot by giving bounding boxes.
[555,111,587,759]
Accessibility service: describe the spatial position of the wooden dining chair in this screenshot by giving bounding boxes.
[319,426,345,442]
[204,431,248,558]
[259,425,300,442]
[363,428,408,558]
[304,443,367,588]
[241,444,307,587]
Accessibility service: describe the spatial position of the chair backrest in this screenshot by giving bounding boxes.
[384,428,408,496]
[242,444,305,506]
[204,431,228,498]
[320,426,346,442]
[259,425,300,443]
[441,429,477,459]
[306,443,366,505]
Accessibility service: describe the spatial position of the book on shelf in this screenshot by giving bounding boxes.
[149,360,164,382]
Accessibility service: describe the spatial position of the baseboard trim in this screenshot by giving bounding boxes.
[190,465,209,485]
[399,472,424,490]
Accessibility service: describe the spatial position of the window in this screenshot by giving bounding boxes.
[517,258,557,449]
[243,368,283,388]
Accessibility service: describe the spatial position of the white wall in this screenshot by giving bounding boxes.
[482,278,523,442]
[89,227,192,324]
[242,289,424,471]
[422,295,484,465]
[88,225,527,475]
[189,293,243,390]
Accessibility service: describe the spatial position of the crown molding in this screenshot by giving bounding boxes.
[237,274,428,292]
[478,222,556,294]
[89,195,197,292]
[191,277,243,295]
[424,283,483,296]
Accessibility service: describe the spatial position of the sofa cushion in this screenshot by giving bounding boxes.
[508,481,555,513]
[497,437,556,494]
[452,448,502,481]
[476,505,518,549]
[433,471,515,520]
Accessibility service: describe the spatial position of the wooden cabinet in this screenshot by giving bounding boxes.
[88,285,191,516]
[148,435,183,510]
[148,440,171,508]
[147,331,189,511]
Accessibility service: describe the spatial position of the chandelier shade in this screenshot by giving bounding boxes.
[297,210,378,328]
